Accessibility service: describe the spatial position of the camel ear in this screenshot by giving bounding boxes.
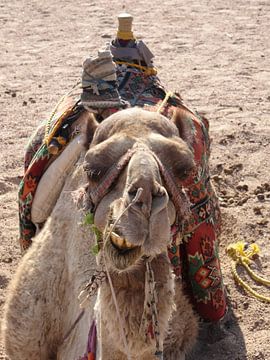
[84,112,99,148]
[171,108,194,146]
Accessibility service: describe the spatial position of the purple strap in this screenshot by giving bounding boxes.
[88,320,97,354]
[79,320,97,360]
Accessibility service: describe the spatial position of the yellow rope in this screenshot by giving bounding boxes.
[227,242,270,303]
[156,91,173,113]
[241,260,270,286]
[115,60,157,76]
[44,96,68,145]
[44,109,71,146]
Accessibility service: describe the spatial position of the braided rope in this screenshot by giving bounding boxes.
[241,260,270,286]
[227,242,270,303]
[44,81,80,146]
[230,261,270,303]
[142,258,163,359]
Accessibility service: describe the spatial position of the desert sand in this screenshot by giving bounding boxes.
[0,0,269,359]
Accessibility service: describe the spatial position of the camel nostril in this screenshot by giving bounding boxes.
[151,187,169,216]
[127,187,152,217]
[127,183,168,218]
[155,188,165,197]
[152,182,166,197]
[128,189,138,198]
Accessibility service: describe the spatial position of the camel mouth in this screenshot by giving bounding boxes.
[104,230,142,270]
[110,231,138,251]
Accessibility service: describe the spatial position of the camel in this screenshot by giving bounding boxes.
[2,107,201,359]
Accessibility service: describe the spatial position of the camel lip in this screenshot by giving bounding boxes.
[109,226,138,251]
[104,237,143,271]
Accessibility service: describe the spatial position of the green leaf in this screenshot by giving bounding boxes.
[91,243,100,256]
[92,226,102,241]
[84,212,94,225]
[82,212,102,256]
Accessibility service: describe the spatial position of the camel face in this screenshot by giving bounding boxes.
[84,108,195,270]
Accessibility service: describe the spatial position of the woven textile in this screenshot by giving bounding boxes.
[170,110,226,321]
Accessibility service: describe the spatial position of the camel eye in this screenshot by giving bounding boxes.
[86,167,103,182]
[83,160,107,182]
[128,189,137,197]
[173,161,195,182]
[175,167,191,181]
[84,137,134,184]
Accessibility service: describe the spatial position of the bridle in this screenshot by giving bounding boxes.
[83,142,191,228]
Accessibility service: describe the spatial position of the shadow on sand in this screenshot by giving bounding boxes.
[187,300,247,360]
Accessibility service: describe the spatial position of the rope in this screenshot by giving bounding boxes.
[101,187,143,360]
[144,258,163,359]
[156,91,173,114]
[115,60,157,75]
[227,242,270,303]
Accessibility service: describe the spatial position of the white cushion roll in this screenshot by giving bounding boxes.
[31,135,85,224]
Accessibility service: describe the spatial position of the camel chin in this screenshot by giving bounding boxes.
[104,230,143,271]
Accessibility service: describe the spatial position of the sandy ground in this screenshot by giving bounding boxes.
[0,0,270,359]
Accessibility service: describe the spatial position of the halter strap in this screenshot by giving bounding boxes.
[85,143,191,223]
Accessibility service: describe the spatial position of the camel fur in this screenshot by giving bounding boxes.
[3,108,198,360]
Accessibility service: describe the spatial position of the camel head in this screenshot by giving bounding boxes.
[83,108,194,271]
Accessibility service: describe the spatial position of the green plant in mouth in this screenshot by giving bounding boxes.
[83,211,102,256]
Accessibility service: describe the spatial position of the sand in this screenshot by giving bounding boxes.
[0,0,269,359]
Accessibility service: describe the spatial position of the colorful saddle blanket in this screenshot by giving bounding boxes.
[18,66,226,323]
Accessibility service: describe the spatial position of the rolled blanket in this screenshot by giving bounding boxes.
[31,134,85,224]
[18,101,85,251]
